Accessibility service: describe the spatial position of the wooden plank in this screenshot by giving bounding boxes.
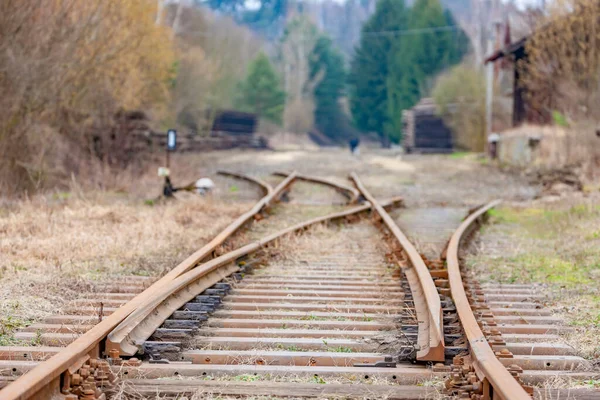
[496,343,576,356]
[206,318,393,330]
[193,337,376,352]
[0,347,61,361]
[119,380,434,399]
[181,349,386,366]
[195,328,381,339]
[222,295,404,304]
[500,355,589,371]
[229,289,398,300]
[115,363,437,384]
[221,302,402,313]
[211,310,398,321]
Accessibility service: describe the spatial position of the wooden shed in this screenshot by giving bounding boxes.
[402,98,453,153]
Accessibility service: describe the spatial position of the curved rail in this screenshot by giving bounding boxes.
[447,200,530,400]
[218,170,274,196]
[1,172,297,400]
[273,171,360,204]
[106,196,404,356]
[350,173,445,362]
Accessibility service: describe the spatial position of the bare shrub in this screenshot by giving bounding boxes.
[283,98,315,135]
[519,0,600,180]
[521,0,600,123]
[280,17,323,134]
[0,1,174,194]
[432,64,486,151]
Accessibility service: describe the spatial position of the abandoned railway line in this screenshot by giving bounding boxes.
[0,172,597,400]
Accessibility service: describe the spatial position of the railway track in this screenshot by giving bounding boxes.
[0,172,598,399]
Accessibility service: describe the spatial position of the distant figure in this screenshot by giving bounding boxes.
[488,133,500,160]
[195,178,215,196]
[349,138,361,156]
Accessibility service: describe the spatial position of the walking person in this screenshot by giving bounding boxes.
[349,137,361,156]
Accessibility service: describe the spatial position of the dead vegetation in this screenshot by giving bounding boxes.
[0,194,247,344]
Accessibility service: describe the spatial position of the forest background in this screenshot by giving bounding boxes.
[0,0,549,194]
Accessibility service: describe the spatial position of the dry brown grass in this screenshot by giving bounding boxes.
[0,193,248,343]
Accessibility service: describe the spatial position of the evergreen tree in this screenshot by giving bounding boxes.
[349,0,468,143]
[236,53,285,124]
[348,0,408,140]
[386,0,469,141]
[310,35,349,141]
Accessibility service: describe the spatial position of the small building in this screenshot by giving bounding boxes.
[402,98,453,153]
[485,36,552,127]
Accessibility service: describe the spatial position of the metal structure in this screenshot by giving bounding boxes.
[351,173,446,362]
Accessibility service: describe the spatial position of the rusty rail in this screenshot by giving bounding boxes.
[273,171,359,204]
[106,196,404,356]
[446,200,530,400]
[350,173,445,362]
[218,170,273,196]
[0,172,297,400]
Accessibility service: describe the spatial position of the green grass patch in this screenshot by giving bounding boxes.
[234,374,261,382]
[488,205,600,239]
[488,254,596,288]
[449,152,471,159]
[586,230,600,240]
[327,346,355,353]
[0,315,32,346]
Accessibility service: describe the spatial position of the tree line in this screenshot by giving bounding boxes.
[235,16,351,142]
[348,0,468,144]
[0,0,467,194]
[235,0,468,145]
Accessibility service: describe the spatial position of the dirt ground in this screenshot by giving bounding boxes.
[3,147,597,365]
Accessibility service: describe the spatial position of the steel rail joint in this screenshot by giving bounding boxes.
[447,200,530,400]
[350,172,445,362]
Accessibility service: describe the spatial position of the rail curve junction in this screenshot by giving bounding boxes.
[0,173,597,400]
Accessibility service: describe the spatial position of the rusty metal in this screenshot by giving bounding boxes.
[445,200,531,400]
[273,171,360,203]
[0,172,297,400]
[105,196,405,357]
[350,173,445,362]
[217,170,273,196]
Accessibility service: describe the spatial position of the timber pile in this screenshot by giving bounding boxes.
[138,131,269,152]
[402,98,453,154]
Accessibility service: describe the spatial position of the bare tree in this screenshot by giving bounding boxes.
[280,16,323,134]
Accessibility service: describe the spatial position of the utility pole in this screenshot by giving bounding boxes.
[485,21,495,154]
[173,0,186,37]
[156,0,163,25]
